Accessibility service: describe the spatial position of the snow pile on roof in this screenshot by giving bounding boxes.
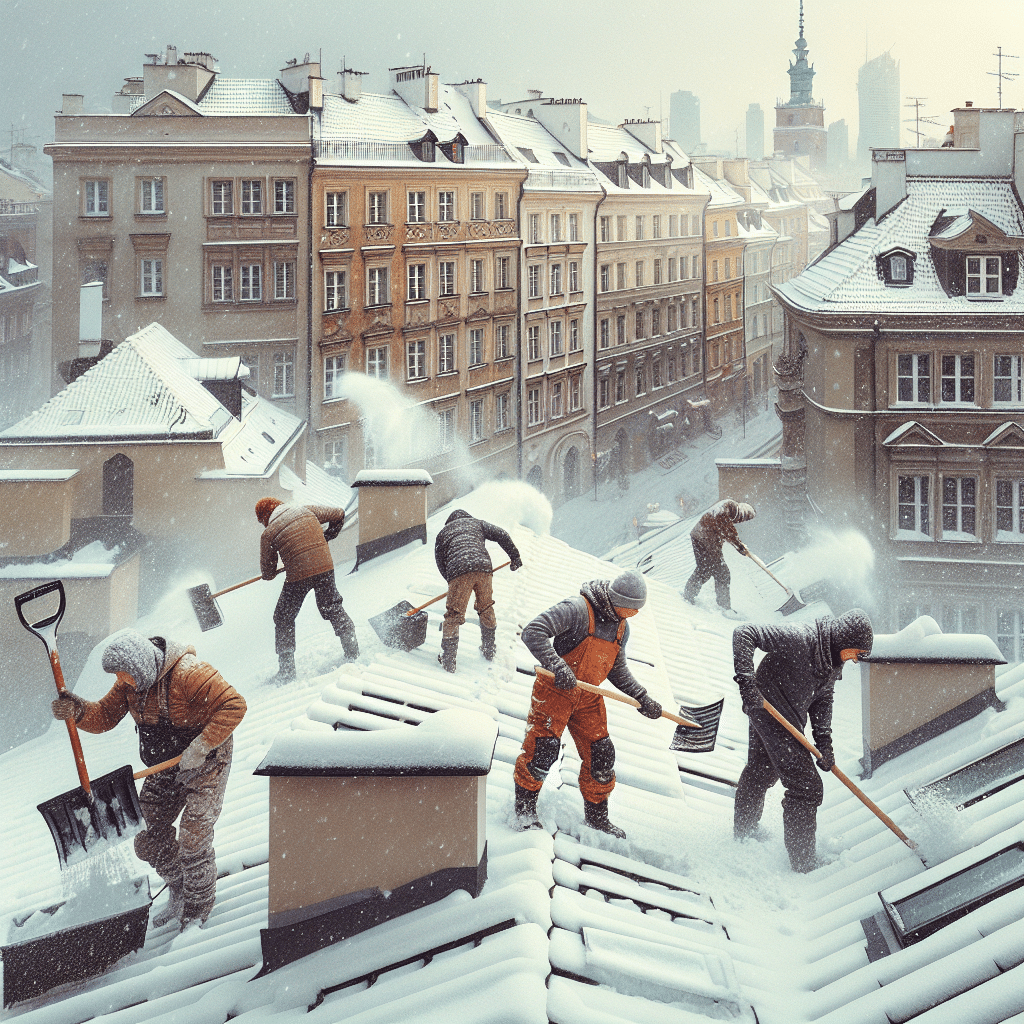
[870,615,1007,663]
[352,469,434,487]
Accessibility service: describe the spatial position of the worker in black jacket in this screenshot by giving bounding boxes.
[434,510,522,672]
[732,609,873,871]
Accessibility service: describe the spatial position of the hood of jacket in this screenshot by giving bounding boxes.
[580,580,620,623]
[445,509,473,525]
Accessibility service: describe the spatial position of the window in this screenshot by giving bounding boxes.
[140,258,163,296]
[438,407,455,452]
[550,381,563,418]
[692,255,700,279]
[570,376,582,411]
[407,191,426,223]
[274,180,295,214]
[600,319,610,349]
[679,346,688,377]
[273,350,294,397]
[653,259,662,285]
[966,256,1002,296]
[569,213,579,241]
[550,263,563,295]
[496,392,511,431]
[550,214,561,242]
[600,217,611,242]
[323,436,347,473]
[891,254,908,282]
[495,193,508,220]
[691,298,699,328]
[908,739,1024,813]
[527,325,541,361]
[615,370,626,403]
[600,265,610,292]
[725,258,731,280]
[140,178,164,214]
[84,179,110,216]
[642,165,651,188]
[692,341,700,373]
[995,479,1024,538]
[407,263,426,300]
[274,261,295,300]
[616,315,626,346]
[366,346,388,379]
[569,261,579,293]
[368,191,388,224]
[438,191,455,222]
[326,191,348,226]
[241,180,263,215]
[942,476,976,538]
[652,359,662,388]
[599,376,610,408]
[668,258,677,283]
[527,387,542,425]
[495,323,510,359]
[997,611,1024,664]
[470,259,485,293]
[994,355,1023,404]
[897,354,930,403]
[438,334,456,373]
[635,216,644,240]
[439,261,456,296]
[324,354,345,399]
[712,260,719,282]
[668,305,676,332]
[667,356,676,382]
[725,220,731,237]
[212,265,233,302]
[528,265,540,298]
[325,269,347,310]
[529,214,541,243]
[569,319,581,352]
[239,264,261,301]
[495,256,510,290]
[617,216,626,241]
[470,192,485,221]
[725,295,732,321]
[635,310,645,339]
[898,475,930,536]
[617,263,626,290]
[714,298,720,324]
[406,339,426,380]
[550,321,563,356]
[367,266,390,306]
[941,354,975,403]
[635,363,646,396]
[651,308,660,336]
[652,215,661,239]
[469,328,484,365]
[635,261,644,287]
[713,220,719,238]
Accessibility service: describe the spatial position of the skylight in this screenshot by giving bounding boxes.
[906,738,1024,811]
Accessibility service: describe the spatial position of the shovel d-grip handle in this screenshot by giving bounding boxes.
[760,699,918,851]
[535,667,700,729]
[14,579,67,637]
[406,560,513,617]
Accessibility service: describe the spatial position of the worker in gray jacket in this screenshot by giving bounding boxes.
[732,609,873,871]
[683,498,755,615]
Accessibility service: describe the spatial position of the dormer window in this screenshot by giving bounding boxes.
[891,255,908,281]
[878,248,916,287]
[617,163,628,188]
[967,256,1001,296]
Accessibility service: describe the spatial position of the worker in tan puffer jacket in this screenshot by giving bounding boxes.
[52,630,245,931]
[256,497,357,681]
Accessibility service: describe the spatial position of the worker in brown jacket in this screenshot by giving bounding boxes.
[52,630,246,930]
[256,497,356,681]
[683,498,756,615]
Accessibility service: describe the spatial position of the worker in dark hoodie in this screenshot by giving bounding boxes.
[515,570,662,838]
[731,609,873,872]
[51,630,246,929]
[433,509,522,671]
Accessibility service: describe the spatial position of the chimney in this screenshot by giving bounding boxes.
[338,67,366,103]
[280,56,321,99]
[453,78,487,119]
[165,44,177,66]
[78,282,104,357]
[392,65,439,113]
[350,469,433,569]
[143,46,217,103]
[61,94,84,116]
[533,98,589,160]
[860,616,1006,777]
[622,118,662,153]
[871,147,908,220]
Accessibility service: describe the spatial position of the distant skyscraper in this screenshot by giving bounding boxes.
[857,51,900,164]
[827,119,851,182]
[746,103,765,160]
[670,90,701,153]
[773,2,827,171]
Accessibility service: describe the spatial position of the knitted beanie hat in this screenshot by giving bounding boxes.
[609,569,647,610]
[101,630,164,694]
[255,497,283,526]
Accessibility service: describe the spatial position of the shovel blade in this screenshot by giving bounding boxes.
[368,602,429,651]
[37,765,145,870]
[777,590,807,616]
[670,697,724,754]
[187,583,223,631]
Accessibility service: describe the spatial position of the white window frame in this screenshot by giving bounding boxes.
[437,407,455,452]
[897,474,931,538]
[367,266,390,306]
[528,265,540,298]
[995,478,1024,540]
[211,180,233,216]
[549,321,563,356]
[527,325,541,361]
[495,323,510,359]
[940,354,975,404]
[325,269,347,311]
[994,355,1023,405]
[325,191,348,226]
[273,260,295,300]
[240,263,262,302]
[324,354,346,400]
[366,346,388,379]
[496,391,510,432]
[568,261,579,293]
[469,327,484,366]
[368,191,388,225]
[941,475,977,540]
[996,610,1024,664]
[529,213,541,244]
[896,353,930,404]
[495,256,510,290]
[84,179,110,216]
[470,398,485,442]
[599,265,610,293]
[407,190,426,223]
[471,258,485,293]
[471,192,485,221]
[407,263,426,301]
[495,192,508,220]
[527,387,542,425]
[438,333,456,373]
[212,265,233,302]
[140,258,163,296]
[550,263,562,296]
[550,380,563,419]
[599,376,610,409]
[569,213,579,241]
[274,179,295,215]
[273,350,294,397]
[406,339,426,380]
[600,319,610,349]
[966,255,1002,296]
[438,191,455,222]
[569,319,580,353]
[550,213,561,242]
[241,179,263,216]
[439,261,456,296]
[140,177,164,214]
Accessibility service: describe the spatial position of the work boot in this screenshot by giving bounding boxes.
[272,652,296,685]
[179,900,212,932]
[783,798,819,873]
[480,626,497,661]
[151,885,184,928]
[438,636,458,673]
[513,784,543,831]
[583,799,626,839]
[338,627,360,662]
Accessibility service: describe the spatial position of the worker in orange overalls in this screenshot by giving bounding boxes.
[514,570,662,837]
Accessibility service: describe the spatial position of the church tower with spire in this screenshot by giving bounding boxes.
[773,1,827,171]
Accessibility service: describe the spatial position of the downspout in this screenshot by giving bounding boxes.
[515,173,526,480]
[700,193,709,396]
[306,128,315,446]
[592,184,608,500]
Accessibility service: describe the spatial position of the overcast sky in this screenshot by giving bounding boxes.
[2,0,1021,165]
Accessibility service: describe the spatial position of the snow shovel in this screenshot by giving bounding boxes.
[761,698,918,851]
[369,560,512,651]
[743,548,806,616]
[15,581,146,869]
[534,668,723,754]
[188,566,284,632]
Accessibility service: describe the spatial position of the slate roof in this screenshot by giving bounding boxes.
[3,482,1022,1023]
[128,79,298,117]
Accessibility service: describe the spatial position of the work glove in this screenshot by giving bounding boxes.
[735,542,749,556]
[551,660,578,690]
[510,557,523,572]
[637,694,662,719]
[735,674,763,716]
[176,736,214,784]
[51,692,87,722]
[815,744,836,773]
[323,520,343,542]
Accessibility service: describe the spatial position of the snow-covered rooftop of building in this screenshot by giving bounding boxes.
[351,468,434,487]
[868,615,1007,664]
[129,78,298,117]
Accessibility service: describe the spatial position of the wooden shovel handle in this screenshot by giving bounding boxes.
[760,699,918,850]
[743,549,792,596]
[212,566,284,599]
[52,649,93,799]
[134,755,183,780]
[406,560,513,616]
[535,667,700,729]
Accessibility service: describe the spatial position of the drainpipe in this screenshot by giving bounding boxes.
[592,184,608,500]
[515,174,526,480]
[700,194,709,397]
[306,132,315,442]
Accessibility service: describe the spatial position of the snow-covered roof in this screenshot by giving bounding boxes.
[777,176,1024,314]
[351,468,434,487]
[3,481,1023,1022]
[692,166,743,211]
[868,615,1006,664]
[129,78,298,117]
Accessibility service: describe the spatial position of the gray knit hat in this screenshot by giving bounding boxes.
[101,630,164,694]
[609,570,647,610]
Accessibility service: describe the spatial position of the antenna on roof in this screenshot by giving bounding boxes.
[987,46,1019,107]
[903,97,941,148]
